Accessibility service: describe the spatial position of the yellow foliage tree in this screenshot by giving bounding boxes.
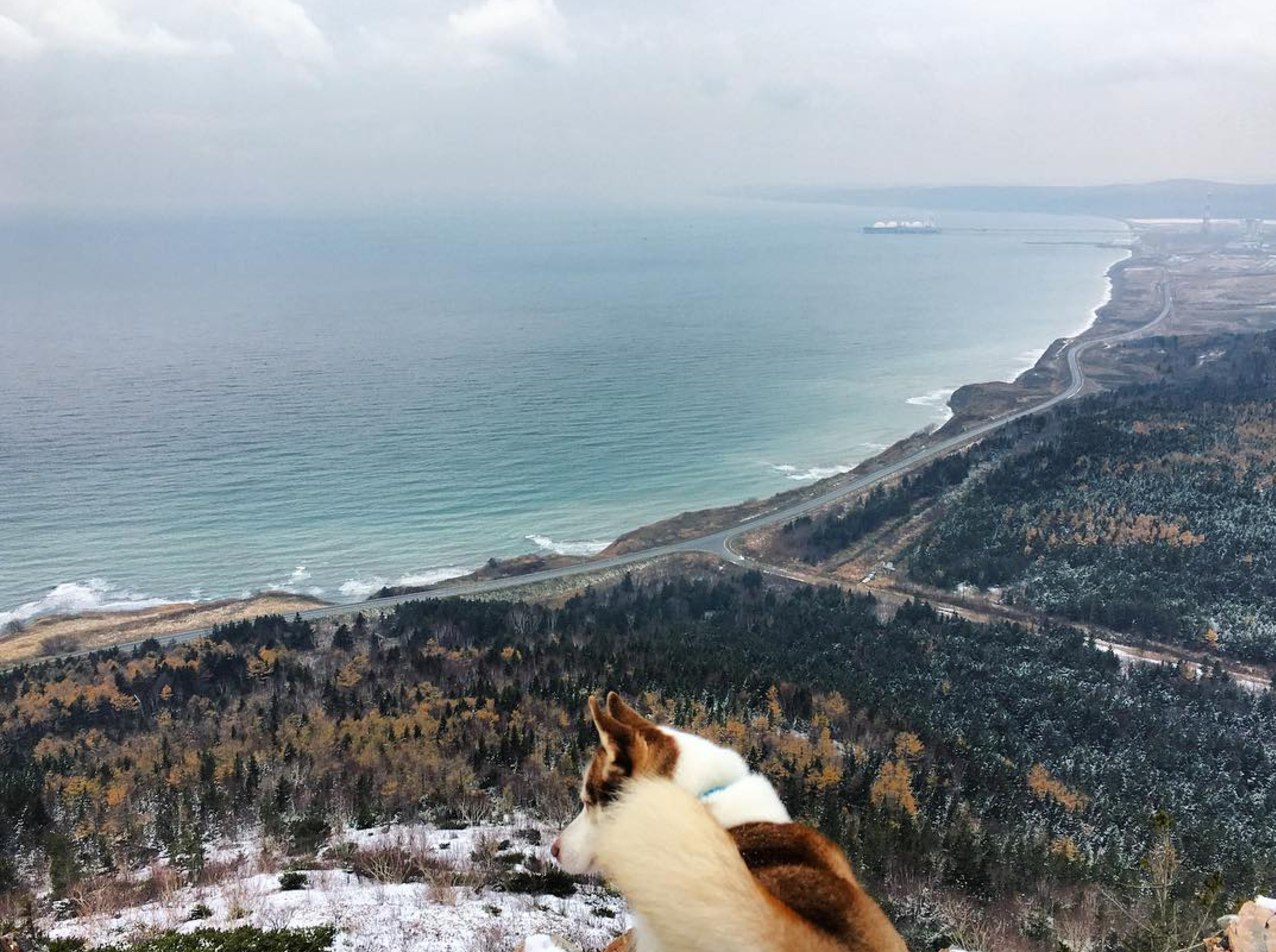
[336,655,366,689]
[766,685,783,724]
[870,759,918,818]
[1027,763,1089,812]
[894,732,924,760]
[247,646,282,679]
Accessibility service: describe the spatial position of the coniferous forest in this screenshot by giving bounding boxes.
[785,330,1276,665]
[3,576,1273,950]
[908,334,1276,663]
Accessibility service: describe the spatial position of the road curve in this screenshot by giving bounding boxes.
[35,271,1177,661]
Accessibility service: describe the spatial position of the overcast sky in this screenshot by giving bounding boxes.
[2,0,1274,213]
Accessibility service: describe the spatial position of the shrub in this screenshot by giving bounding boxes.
[189,903,213,921]
[1022,907,1055,941]
[48,941,89,952]
[38,634,77,657]
[469,833,501,866]
[35,930,337,952]
[499,867,577,898]
[107,926,334,952]
[286,817,330,856]
[43,832,80,897]
[277,870,307,891]
[345,843,448,884]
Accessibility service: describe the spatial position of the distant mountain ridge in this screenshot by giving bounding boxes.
[733,180,1276,220]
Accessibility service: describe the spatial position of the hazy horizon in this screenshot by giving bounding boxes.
[2,0,1275,214]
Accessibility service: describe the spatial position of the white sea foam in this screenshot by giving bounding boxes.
[770,463,851,481]
[905,388,954,408]
[0,579,175,628]
[526,534,610,557]
[265,565,315,590]
[338,579,395,599]
[906,387,955,422]
[1066,252,1130,340]
[1005,348,1046,382]
[337,566,471,600]
[258,565,326,598]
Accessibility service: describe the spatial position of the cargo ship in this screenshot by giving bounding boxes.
[863,219,942,235]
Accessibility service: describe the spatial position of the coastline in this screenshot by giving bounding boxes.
[381,241,1135,579]
[1,243,1139,653]
[0,593,327,667]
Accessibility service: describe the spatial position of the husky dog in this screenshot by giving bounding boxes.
[552,693,906,952]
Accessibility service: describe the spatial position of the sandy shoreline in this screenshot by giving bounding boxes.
[0,593,328,667]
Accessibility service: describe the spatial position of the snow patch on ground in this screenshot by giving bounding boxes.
[43,819,628,952]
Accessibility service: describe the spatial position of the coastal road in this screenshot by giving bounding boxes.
[42,271,1183,663]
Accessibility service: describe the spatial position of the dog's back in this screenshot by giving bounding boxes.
[594,776,906,952]
[729,821,904,952]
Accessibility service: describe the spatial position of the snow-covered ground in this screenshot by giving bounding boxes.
[43,819,629,952]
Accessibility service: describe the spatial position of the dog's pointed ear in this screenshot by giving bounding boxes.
[588,695,633,752]
[606,692,655,731]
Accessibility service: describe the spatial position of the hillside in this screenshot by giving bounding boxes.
[2,576,1273,951]
[908,379,1276,663]
[772,329,1276,667]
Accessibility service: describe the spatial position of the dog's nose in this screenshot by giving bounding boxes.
[550,838,561,861]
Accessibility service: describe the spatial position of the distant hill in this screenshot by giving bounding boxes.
[734,180,1276,220]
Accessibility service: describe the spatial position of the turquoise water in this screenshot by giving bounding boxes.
[0,201,1125,620]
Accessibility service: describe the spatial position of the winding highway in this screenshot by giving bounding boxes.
[39,270,1179,659]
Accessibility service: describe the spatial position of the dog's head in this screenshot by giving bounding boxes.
[551,692,679,874]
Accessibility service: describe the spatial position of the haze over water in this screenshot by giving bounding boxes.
[0,200,1123,621]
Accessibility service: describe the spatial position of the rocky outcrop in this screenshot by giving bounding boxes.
[0,935,48,952]
[1207,898,1275,952]
[517,936,584,952]
[516,932,629,952]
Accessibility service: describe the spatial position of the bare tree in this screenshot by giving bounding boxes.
[1101,813,1223,952]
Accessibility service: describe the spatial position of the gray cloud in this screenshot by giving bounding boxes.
[1,0,1273,212]
[448,0,572,67]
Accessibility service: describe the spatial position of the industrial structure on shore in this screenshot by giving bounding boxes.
[863,219,941,235]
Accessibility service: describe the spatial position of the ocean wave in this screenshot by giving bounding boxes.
[1005,348,1046,382]
[771,463,851,482]
[905,388,954,408]
[262,565,324,597]
[337,566,471,600]
[526,534,610,557]
[905,387,955,422]
[0,579,175,628]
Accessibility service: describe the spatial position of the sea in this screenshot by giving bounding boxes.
[0,200,1126,623]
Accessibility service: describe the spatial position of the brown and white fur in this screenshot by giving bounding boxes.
[552,693,906,952]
